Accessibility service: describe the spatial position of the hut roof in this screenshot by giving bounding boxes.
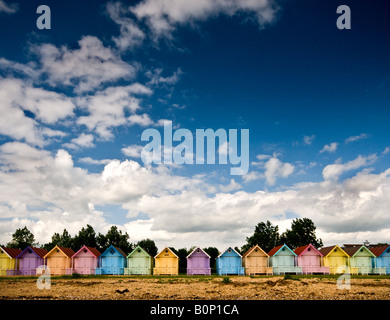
[1,247,22,258]
[294,244,323,257]
[318,245,348,257]
[16,246,48,259]
[368,245,390,257]
[217,247,242,258]
[73,245,101,258]
[44,245,75,258]
[242,245,269,258]
[186,247,210,259]
[155,247,179,259]
[342,245,375,257]
[268,244,296,257]
[127,245,152,258]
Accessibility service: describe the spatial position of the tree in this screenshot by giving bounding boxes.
[136,239,158,257]
[43,229,74,251]
[6,226,37,249]
[203,247,219,272]
[73,224,98,251]
[98,226,132,254]
[176,248,189,274]
[280,218,323,249]
[243,220,280,253]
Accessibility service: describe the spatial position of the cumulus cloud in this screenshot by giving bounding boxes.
[106,1,146,51]
[320,142,338,153]
[76,84,153,139]
[122,145,143,158]
[31,36,137,92]
[63,133,95,150]
[322,154,378,181]
[303,135,315,145]
[130,0,279,40]
[264,157,294,186]
[0,78,73,146]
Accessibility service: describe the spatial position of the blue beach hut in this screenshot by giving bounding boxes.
[95,245,127,275]
[369,245,390,275]
[216,247,244,275]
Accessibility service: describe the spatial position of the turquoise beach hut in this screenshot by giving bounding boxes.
[369,245,390,275]
[268,244,302,275]
[216,247,244,275]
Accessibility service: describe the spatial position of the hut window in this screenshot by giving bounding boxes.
[165,249,168,253]
[138,249,141,253]
[28,249,32,254]
[228,249,232,253]
[281,248,285,251]
[56,249,59,253]
[196,249,200,253]
[334,249,337,252]
[110,248,115,255]
[0,251,2,254]
[84,249,87,253]
[255,249,258,252]
[308,248,311,251]
[387,249,390,253]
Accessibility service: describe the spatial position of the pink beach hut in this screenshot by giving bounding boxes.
[294,244,330,274]
[67,245,101,275]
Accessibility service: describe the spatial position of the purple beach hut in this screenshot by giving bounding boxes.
[186,247,211,275]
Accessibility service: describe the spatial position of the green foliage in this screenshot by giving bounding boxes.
[221,276,232,284]
[136,239,158,257]
[176,248,189,273]
[203,247,219,272]
[243,220,280,253]
[73,224,98,250]
[280,218,323,249]
[6,226,37,249]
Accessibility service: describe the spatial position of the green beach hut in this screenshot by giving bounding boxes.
[124,245,153,275]
[343,244,376,275]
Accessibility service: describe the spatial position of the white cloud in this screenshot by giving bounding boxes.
[322,154,378,181]
[106,1,146,51]
[303,135,315,145]
[264,157,294,186]
[131,0,279,40]
[31,36,137,92]
[78,157,112,165]
[77,84,153,139]
[382,147,390,155]
[0,0,18,14]
[320,142,338,153]
[63,133,95,150]
[145,67,182,86]
[345,133,368,144]
[0,78,73,146]
[219,178,242,192]
[122,145,143,158]
[0,142,389,249]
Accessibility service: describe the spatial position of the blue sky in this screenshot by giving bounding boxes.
[0,0,389,250]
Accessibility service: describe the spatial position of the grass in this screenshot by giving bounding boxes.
[221,276,232,284]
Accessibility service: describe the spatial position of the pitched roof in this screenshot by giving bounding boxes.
[1,247,22,258]
[342,245,375,258]
[242,245,268,258]
[30,247,48,258]
[102,245,127,258]
[217,247,242,258]
[186,247,210,259]
[155,246,179,259]
[319,245,348,257]
[127,245,152,258]
[44,245,75,258]
[73,245,101,258]
[294,244,323,257]
[268,245,283,257]
[368,245,390,257]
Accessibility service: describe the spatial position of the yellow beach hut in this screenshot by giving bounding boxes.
[0,247,21,276]
[44,245,75,275]
[153,247,179,275]
[319,245,353,274]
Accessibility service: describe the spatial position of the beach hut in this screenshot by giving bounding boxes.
[12,246,47,275]
[124,245,153,275]
[153,247,179,275]
[44,246,75,275]
[268,244,302,275]
[67,245,101,275]
[0,247,21,276]
[319,245,351,274]
[294,244,329,274]
[342,244,376,275]
[186,247,211,275]
[242,245,272,275]
[216,247,244,276]
[369,245,390,275]
[95,245,127,275]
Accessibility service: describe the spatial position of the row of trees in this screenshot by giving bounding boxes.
[3,218,323,272]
